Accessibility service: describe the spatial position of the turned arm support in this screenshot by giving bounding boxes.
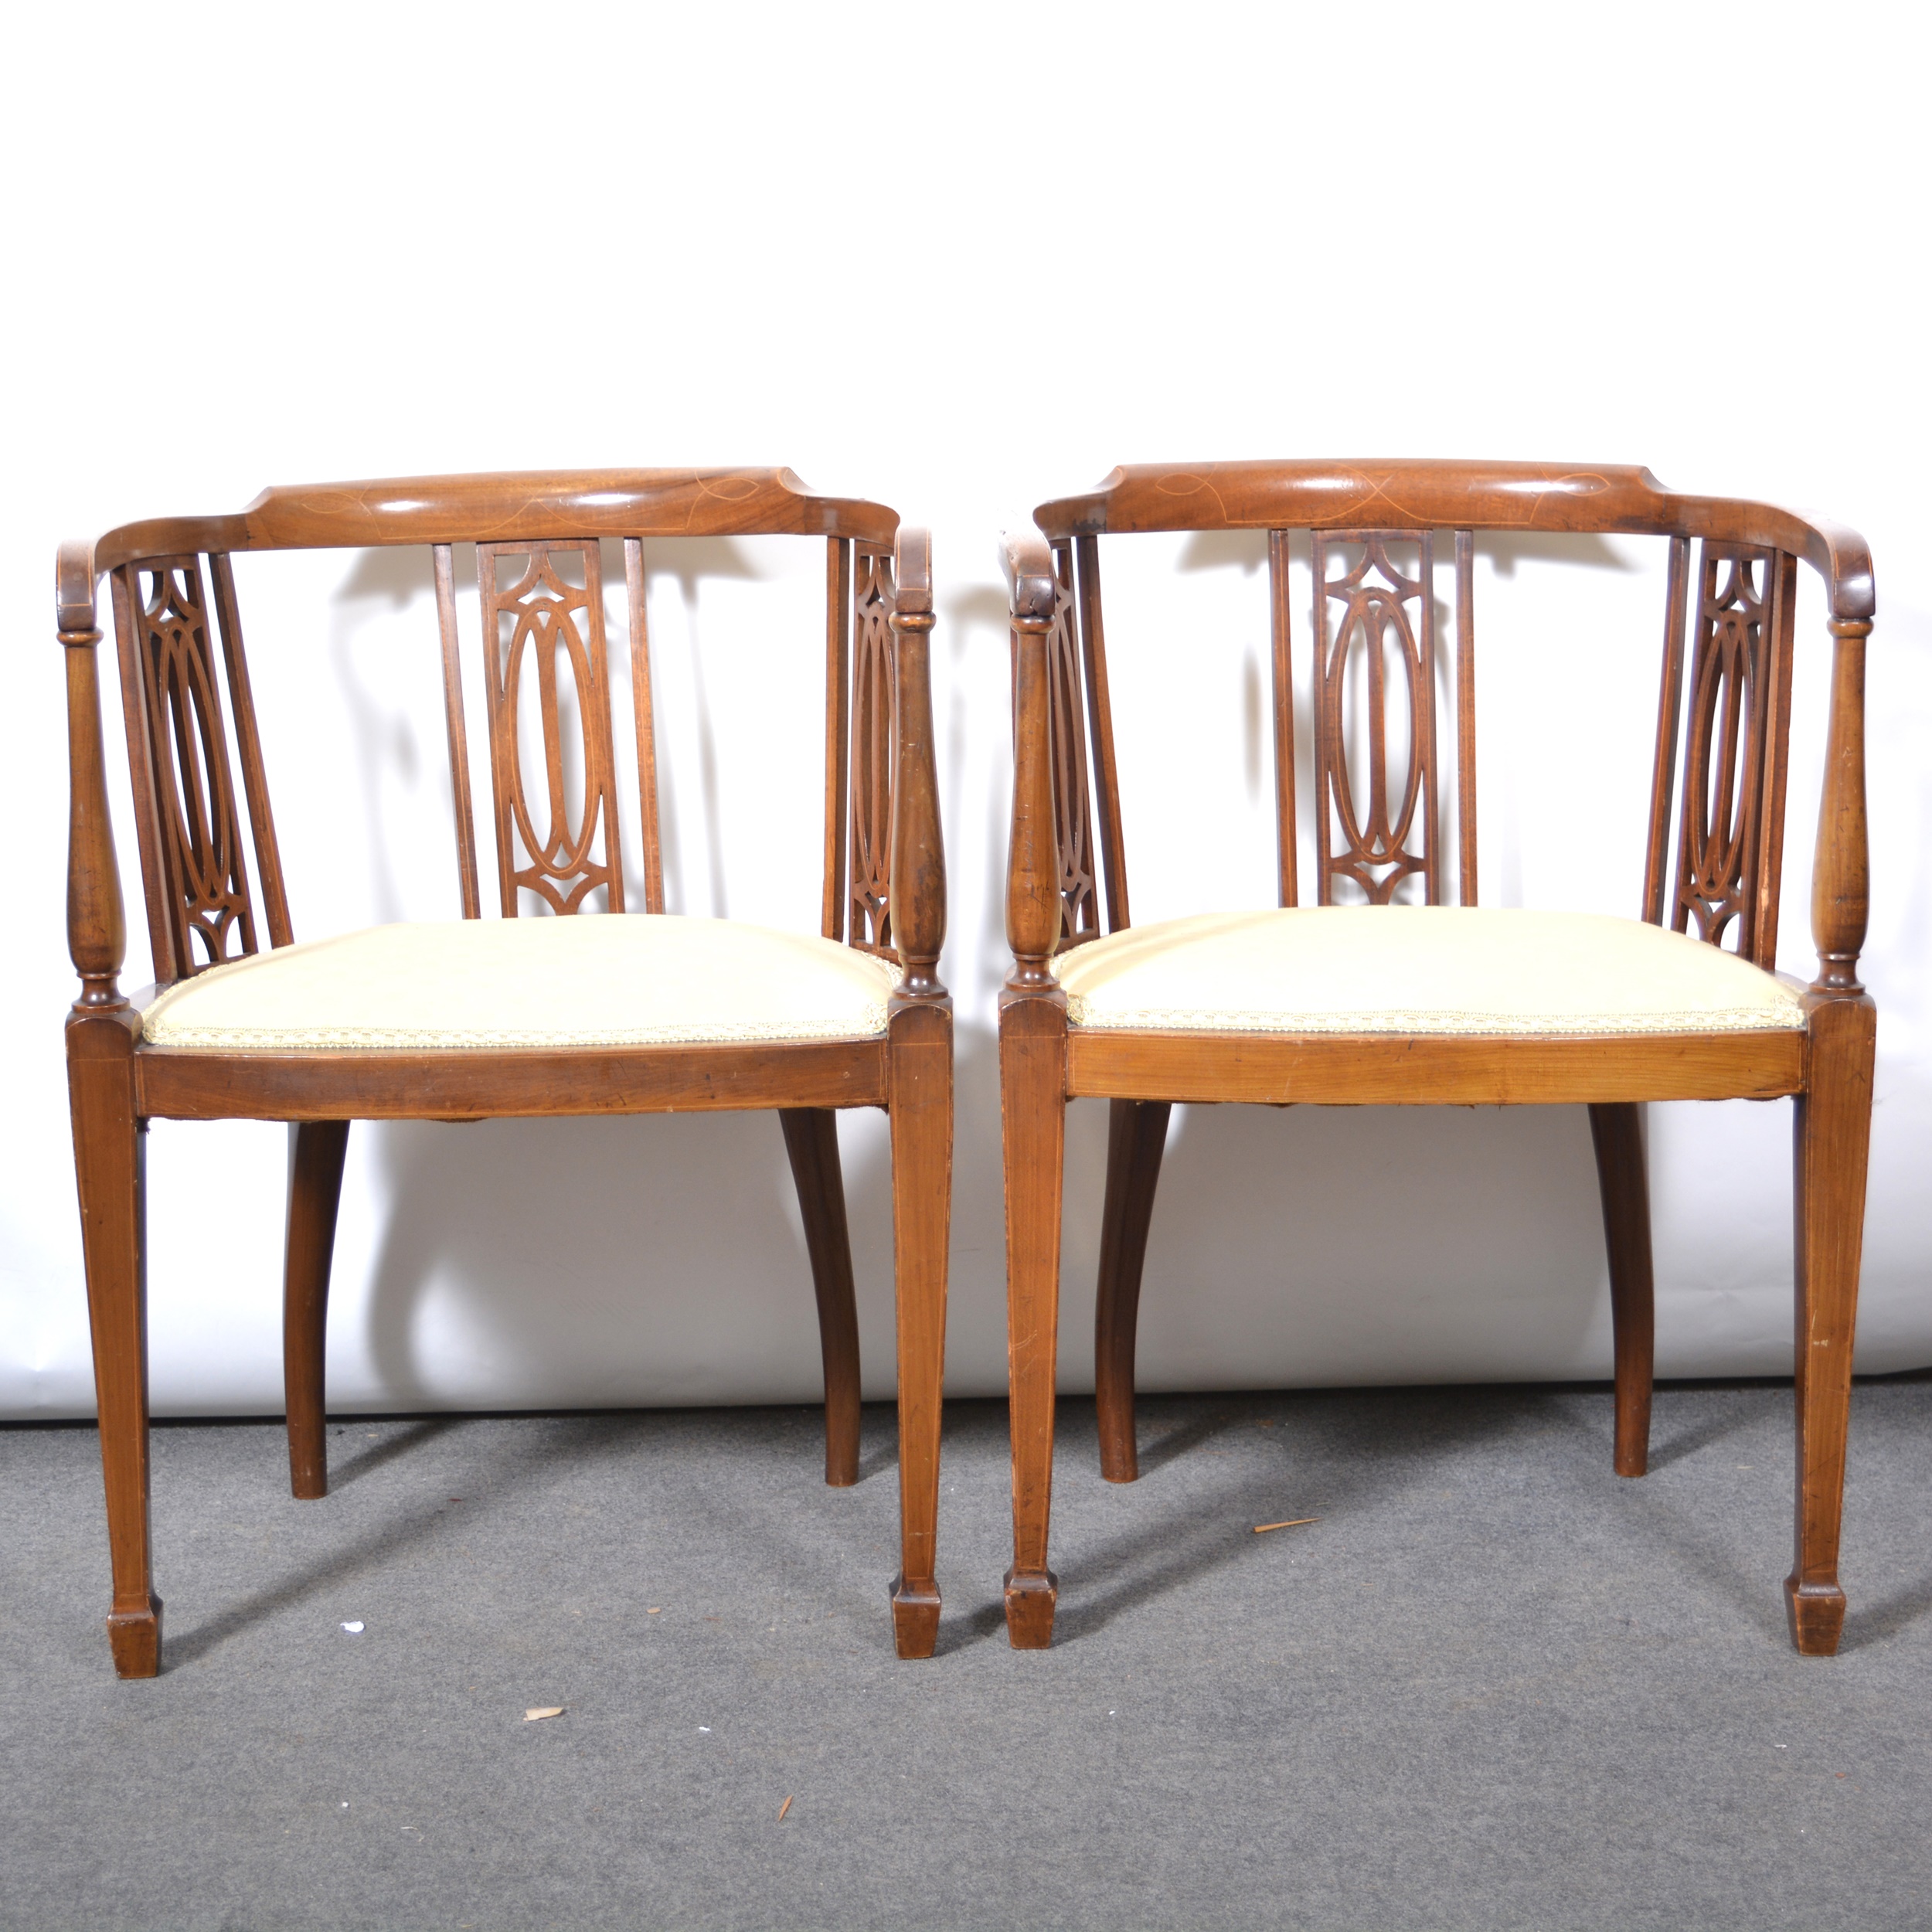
[1001,533,1060,992]
[888,527,946,1002]
[1810,613,1871,998]
[59,540,127,1014]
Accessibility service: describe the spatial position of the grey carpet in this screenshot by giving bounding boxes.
[4,1381,1931,1930]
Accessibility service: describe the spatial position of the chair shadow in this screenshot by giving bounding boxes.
[164,1410,676,1668]
[1010,1387,1535,1648]
[1842,1573,1932,1650]
[1539,1389,1788,1643]
[165,1495,456,1670]
[1132,1403,1247,1477]
[326,1416,459,1491]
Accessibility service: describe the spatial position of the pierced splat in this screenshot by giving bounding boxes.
[1046,542,1100,947]
[1312,530,1440,906]
[477,542,625,917]
[849,546,896,952]
[1668,543,1794,964]
[120,555,258,972]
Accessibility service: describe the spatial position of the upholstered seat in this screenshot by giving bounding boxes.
[140,915,903,1053]
[1052,906,1807,1036]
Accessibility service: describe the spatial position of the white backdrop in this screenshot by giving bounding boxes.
[2,4,1926,1418]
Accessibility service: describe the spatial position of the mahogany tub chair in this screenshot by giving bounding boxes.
[995,460,1875,1656]
[60,469,953,1676]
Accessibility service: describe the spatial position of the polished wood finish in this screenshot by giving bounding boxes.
[208,554,292,950]
[778,1109,862,1488]
[1312,530,1441,906]
[1454,529,1478,906]
[849,546,896,951]
[1669,543,1795,965]
[1032,463,1874,619]
[432,545,483,920]
[1094,1099,1171,1483]
[883,531,954,1658]
[478,541,625,917]
[821,538,852,941]
[71,470,898,587]
[998,536,1067,1645]
[62,598,159,1674]
[623,537,666,916]
[1075,535,1130,931]
[1641,536,1693,927]
[1000,461,1876,1656]
[283,1120,350,1498]
[138,1036,887,1121]
[1787,991,1876,1653]
[1588,1102,1655,1478]
[114,556,260,972]
[60,478,949,1676]
[1045,543,1100,947]
[1063,1026,1804,1107]
[1267,530,1298,910]
[998,992,1065,1648]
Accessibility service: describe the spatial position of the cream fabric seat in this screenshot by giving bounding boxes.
[140,916,902,1053]
[1052,906,1806,1036]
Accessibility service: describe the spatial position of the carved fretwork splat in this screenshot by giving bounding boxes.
[1669,543,1794,963]
[126,556,258,971]
[478,543,625,917]
[1312,531,1440,905]
[849,546,896,953]
[1046,543,1099,947]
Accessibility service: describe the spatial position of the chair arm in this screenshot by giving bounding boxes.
[1810,609,1872,998]
[1000,532,1062,992]
[1000,532,1056,621]
[58,538,127,1013]
[888,528,946,1002]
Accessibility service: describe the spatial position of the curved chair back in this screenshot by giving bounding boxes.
[58,470,910,985]
[1020,460,1874,978]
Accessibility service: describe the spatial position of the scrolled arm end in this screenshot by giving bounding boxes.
[893,526,933,617]
[58,537,100,636]
[1000,532,1056,623]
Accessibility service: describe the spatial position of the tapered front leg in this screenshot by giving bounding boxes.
[887,1000,952,1658]
[1787,995,1876,1655]
[1001,994,1066,1648]
[284,1121,350,1500]
[69,1010,161,1678]
[780,1108,862,1487]
[1588,1102,1655,1478]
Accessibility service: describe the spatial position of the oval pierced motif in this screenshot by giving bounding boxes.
[132,557,257,970]
[1313,532,1437,905]
[1046,545,1098,947]
[849,546,896,952]
[1672,548,1770,953]
[478,543,624,917]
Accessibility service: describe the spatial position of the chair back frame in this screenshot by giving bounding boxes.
[60,469,919,1005]
[1015,460,1872,992]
